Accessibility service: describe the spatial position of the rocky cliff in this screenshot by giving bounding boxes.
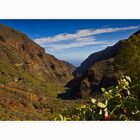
[0,23,75,97]
[65,30,140,99]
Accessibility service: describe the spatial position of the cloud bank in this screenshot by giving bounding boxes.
[34,26,138,50]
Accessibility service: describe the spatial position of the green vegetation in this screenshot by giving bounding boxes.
[114,34,140,105]
[0,83,85,120]
[0,24,140,121]
[115,35,140,80]
[0,74,140,120]
[55,76,140,120]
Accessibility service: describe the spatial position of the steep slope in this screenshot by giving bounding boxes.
[0,24,75,119]
[73,40,124,76]
[61,60,76,71]
[65,30,140,99]
[0,24,74,88]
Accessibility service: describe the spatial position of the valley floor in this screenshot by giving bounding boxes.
[0,83,86,120]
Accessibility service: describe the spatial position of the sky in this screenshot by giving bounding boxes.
[0,19,140,66]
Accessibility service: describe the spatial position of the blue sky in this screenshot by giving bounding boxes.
[0,20,140,66]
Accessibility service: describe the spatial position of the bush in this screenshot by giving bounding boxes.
[55,76,140,121]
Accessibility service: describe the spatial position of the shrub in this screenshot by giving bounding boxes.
[55,76,140,121]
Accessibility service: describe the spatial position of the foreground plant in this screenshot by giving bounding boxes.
[55,76,140,121]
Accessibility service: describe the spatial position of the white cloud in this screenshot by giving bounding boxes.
[45,41,107,50]
[43,39,116,51]
[34,26,139,50]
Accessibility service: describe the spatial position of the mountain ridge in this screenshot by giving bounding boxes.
[74,30,140,76]
[64,29,140,99]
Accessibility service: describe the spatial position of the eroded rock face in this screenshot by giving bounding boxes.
[0,24,74,92]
